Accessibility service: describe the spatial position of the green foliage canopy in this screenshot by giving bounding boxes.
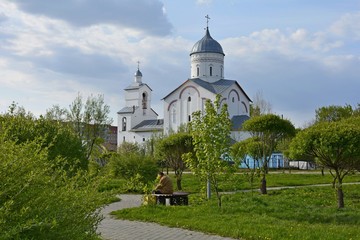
[156,132,193,190]
[0,140,106,240]
[185,95,233,206]
[289,118,360,208]
[242,114,296,193]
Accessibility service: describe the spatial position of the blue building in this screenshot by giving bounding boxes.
[240,152,285,169]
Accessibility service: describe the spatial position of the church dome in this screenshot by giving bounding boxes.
[135,69,142,77]
[190,27,224,56]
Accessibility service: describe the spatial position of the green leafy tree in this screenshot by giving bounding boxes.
[231,138,262,191]
[0,106,87,173]
[242,114,296,194]
[315,104,354,123]
[156,132,193,190]
[185,95,232,207]
[66,93,113,161]
[0,140,107,240]
[289,118,360,208]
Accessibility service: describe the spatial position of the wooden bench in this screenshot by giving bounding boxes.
[152,192,189,206]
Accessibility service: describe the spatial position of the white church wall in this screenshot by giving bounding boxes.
[190,52,224,82]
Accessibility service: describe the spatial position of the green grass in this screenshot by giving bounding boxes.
[178,171,360,193]
[113,184,360,240]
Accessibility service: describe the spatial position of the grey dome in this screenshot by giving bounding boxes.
[190,27,224,56]
[135,69,142,77]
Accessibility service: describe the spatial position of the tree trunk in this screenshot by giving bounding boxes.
[176,178,182,191]
[260,176,267,194]
[337,187,344,208]
[336,175,344,208]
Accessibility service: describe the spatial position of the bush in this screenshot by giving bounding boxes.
[0,140,106,240]
[106,152,158,192]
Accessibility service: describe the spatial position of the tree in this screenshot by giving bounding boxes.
[250,90,272,117]
[156,132,193,190]
[289,118,360,208]
[242,114,296,194]
[231,138,262,191]
[0,140,107,239]
[315,104,354,123]
[185,95,233,207]
[0,105,87,173]
[66,93,113,161]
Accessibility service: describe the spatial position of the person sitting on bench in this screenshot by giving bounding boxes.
[153,171,173,194]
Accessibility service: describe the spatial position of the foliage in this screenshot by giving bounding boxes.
[315,104,355,123]
[242,114,296,194]
[185,95,233,207]
[114,184,360,240]
[0,140,107,240]
[155,132,193,190]
[0,108,87,173]
[231,138,262,191]
[289,119,360,208]
[106,151,158,192]
[58,93,113,161]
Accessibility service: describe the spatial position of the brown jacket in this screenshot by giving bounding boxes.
[155,175,173,194]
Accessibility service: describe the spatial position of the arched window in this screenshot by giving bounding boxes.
[232,97,235,103]
[188,115,191,122]
[142,92,148,109]
[122,117,127,131]
[210,66,213,76]
[221,66,223,78]
[196,65,200,77]
[188,96,191,102]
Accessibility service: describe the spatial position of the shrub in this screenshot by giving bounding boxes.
[106,152,158,192]
[0,140,106,240]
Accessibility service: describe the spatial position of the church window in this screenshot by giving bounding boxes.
[232,97,235,103]
[143,138,145,142]
[221,66,223,78]
[122,117,127,131]
[188,96,191,102]
[188,115,191,122]
[142,92,148,109]
[210,66,213,76]
[197,67,199,76]
[123,136,125,142]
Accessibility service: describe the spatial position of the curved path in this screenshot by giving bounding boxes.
[97,194,235,240]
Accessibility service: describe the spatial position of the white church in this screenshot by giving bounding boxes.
[117,24,252,146]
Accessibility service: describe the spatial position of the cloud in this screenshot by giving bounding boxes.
[329,12,360,40]
[0,12,7,22]
[10,0,172,36]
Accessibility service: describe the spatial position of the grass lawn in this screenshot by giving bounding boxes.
[113,184,360,240]
[179,171,360,193]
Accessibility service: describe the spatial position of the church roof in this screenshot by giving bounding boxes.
[163,78,252,102]
[124,83,153,91]
[135,69,142,77]
[190,27,224,56]
[131,119,164,132]
[117,106,138,114]
[231,115,250,131]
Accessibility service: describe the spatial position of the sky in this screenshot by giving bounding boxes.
[0,0,359,128]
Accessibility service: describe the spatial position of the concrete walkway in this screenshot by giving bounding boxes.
[97,194,235,240]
